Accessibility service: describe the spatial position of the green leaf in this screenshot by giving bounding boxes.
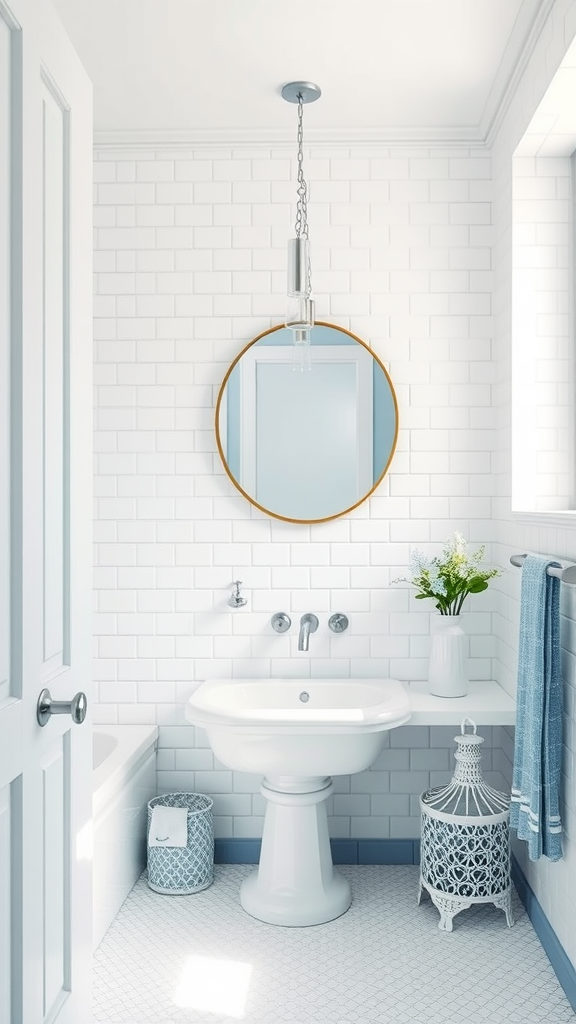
[468,579,488,593]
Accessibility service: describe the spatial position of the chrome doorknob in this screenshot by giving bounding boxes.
[37,688,88,727]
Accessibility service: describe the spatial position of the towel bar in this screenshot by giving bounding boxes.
[510,553,576,584]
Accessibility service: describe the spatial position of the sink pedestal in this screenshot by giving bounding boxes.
[240,775,351,927]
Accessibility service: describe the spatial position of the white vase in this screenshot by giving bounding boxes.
[428,614,469,698]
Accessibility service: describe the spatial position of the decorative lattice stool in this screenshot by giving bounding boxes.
[418,717,514,932]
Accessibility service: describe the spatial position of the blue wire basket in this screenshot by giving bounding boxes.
[147,792,214,894]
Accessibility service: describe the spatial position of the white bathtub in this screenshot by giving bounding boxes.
[93,724,158,949]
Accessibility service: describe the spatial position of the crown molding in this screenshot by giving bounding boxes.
[482,0,556,148]
[93,125,487,152]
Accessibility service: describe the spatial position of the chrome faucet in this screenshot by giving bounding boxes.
[298,613,319,651]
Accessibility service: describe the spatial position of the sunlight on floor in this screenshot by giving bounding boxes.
[172,954,253,1018]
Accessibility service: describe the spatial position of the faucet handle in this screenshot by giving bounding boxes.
[271,612,291,633]
[229,581,247,608]
[328,613,349,634]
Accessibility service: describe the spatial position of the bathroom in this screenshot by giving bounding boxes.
[1,0,576,1021]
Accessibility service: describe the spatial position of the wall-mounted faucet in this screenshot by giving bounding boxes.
[270,612,348,648]
[298,613,319,651]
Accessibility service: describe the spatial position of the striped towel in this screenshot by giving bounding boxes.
[510,555,563,861]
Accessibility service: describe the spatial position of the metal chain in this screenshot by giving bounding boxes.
[293,92,312,293]
[294,95,308,239]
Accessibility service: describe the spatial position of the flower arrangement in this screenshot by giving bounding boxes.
[396,533,500,616]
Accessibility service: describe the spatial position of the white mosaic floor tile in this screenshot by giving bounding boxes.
[93,865,574,1024]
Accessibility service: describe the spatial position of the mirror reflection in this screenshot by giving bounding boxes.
[216,323,398,523]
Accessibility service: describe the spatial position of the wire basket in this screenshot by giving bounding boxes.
[147,793,214,895]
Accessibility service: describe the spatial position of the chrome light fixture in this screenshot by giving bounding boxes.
[281,80,321,371]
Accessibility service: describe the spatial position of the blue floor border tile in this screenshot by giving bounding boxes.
[511,855,576,1013]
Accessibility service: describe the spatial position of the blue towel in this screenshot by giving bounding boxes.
[510,555,563,861]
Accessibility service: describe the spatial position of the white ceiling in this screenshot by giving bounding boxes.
[52,0,548,143]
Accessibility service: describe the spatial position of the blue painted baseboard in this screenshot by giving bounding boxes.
[214,839,576,1012]
[511,856,576,1013]
[331,838,421,864]
[214,837,421,865]
[214,838,261,863]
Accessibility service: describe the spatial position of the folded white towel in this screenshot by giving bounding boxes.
[148,805,188,848]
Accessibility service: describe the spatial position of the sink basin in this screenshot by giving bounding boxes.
[187,677,410,728]
[185,677,411,776]
[185,678,411,927]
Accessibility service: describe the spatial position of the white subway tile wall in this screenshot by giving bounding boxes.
[511,155,571,512]
[93,143,501,843]
[491,0,576,972]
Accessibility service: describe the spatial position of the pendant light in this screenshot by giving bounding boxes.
[281,81,321,371]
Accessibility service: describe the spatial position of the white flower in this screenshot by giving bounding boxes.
[409,549,432,575]
[429,575,447,597]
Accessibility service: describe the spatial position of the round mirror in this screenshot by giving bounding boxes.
[216,322,398,524]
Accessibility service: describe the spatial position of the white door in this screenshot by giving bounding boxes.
[0,0,93,1021]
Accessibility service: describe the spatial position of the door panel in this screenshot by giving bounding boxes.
[41,738,70,1017]
[0,3,17,707]
[41,78,68,676]
[0,14,9,704]
[0,0,92,1021]
[0,785,11,1023]
[0,12,24,1016]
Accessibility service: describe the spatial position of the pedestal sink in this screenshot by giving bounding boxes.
[185,678,411,926]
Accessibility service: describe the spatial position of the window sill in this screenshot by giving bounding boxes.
[511,510,576,528]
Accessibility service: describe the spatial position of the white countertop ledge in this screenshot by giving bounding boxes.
[404,680,516,726]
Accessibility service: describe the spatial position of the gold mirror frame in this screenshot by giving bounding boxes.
[215,321,399,524]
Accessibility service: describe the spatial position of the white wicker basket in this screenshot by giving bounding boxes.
[418,718,514,932]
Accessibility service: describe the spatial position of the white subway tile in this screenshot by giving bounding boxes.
[330,158,370,180]
[118,704,157,725]
[97,183,154,205]
[311,566,350,589]
[449,201,491,225]
[174,637,212,660]
[174,205,213,229]
[370,158,409,179]
[410,158,449,180]
[116,162,136,183]
[173,160,212,181]
[156,658,193,680]
[390,817,420,838]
